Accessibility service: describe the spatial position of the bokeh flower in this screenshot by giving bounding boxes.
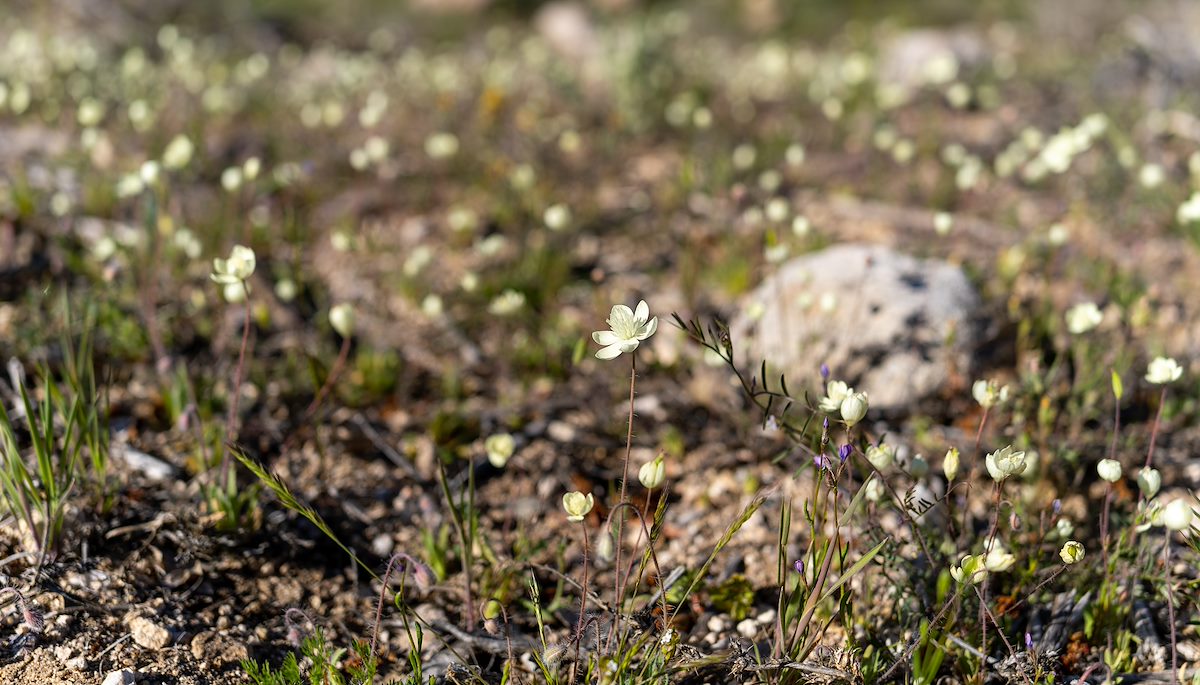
[1096,458,1122,483]
[1145,356,1182,385]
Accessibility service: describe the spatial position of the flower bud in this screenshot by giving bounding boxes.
[1137,467,1161,498]
[943,447,960,481]
[839,392,868,427]
[866,443,894,470]
[329,303,356,338]
[1163,499,1195,532]
[485,433,515,469]
[1059,540,1084,564]
[562,491,594,522]
[1096,458,1122,483]
[638,454,665,490]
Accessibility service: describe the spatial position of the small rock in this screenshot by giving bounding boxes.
[66,656,88,670]
[128,616,171,650]
[736,618,758,639]
[546,420,576,443]
[756,609,777,626]
[730,243,980,414]
[101,670,137,685]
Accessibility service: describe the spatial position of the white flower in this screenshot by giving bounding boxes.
[543,203,571,231]
[1145,356,1182,385]
[329,303,355,338]
[1096,459,1122,483]
[485,433,515,468]
[865,444,895,471]
[972,379,1010,408]
[985,445,1027,481]
[591,300,657,361]
[1065,302,1103,335]
[1059,541,1084,564]
[934,212,953,235]
[1163,499,1195,532]
[950,553,987,585]
[1137,467,1161,499]
[221,166,243,192]
[638,454,665,489]
[562,491,594,522]
[162,134,194,169]
[943,447,960,481]
[839,392,868,427]
[862,476,886,502]
[425,132,459,160]
[818,380,852,414]
[211,245,256,285]
[984,544,1016,572]
[1055,518,1074,538]
[488,290,526,316]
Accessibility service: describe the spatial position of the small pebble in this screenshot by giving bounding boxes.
[102,670,137,685]
[736,618,758,639]
[756,609,776,625]
[128,616,170,650]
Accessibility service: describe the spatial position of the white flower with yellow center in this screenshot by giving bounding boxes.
[985,445,1027,482]
[211,245,256,286]
[591,300,657,361]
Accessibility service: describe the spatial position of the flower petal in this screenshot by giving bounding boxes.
[618,339,640,354]
[635,300,649,322]
[592,330,619,345]
[596,343,623,360]
[639,316,658,340]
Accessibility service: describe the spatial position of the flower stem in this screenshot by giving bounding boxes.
[571,525,590,685]
[305,334,352,418]
[1164,532,1179,678]
[1145,387,1167,468]
[611,352,637,647]
[219,289,253,485]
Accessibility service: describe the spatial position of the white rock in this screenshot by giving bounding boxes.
[730,244,979,414]
[102,670,137,685]
[736,618,759,639]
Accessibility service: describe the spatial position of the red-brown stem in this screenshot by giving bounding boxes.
[611,353,637,647]
[220,290,253,484]
[1145,387,1167,468]
[1100,483,1113,568]
[305,335,352,418]
[1164,533,1179,678]
[571,525,590,685]
[979,479,1003,679]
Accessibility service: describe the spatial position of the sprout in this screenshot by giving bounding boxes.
[591,300,657,361]
[1096,458,1122,483]
[1059,540,1084,565]
[1145,356,1182,385]
[562,491,594,522]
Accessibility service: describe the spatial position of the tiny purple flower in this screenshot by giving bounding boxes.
[1052,499,1062,515]
[820,364,830,380]
[1025,632,1034,651]
[794,559,804,574]
[838,444,852,463]
[813,453,829,470]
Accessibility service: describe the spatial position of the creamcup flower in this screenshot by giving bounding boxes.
[485,433,515,468]
[592,300,657,360]
[1145,356,1183,385]
[1065,302,1103,335]
[1096,458,1122,483]
[562,491,594,522]
[638,454,665,489]
[1059,540,1084,564]
[1163,499,1195,532]
[950,553,988,585]
[985,445,1027,481]
[211,245,256,285]
[818,380,852,414]
[329,303,355,338]
[972,379,1009,408]
[839,392,869,427]
[1137,467,1161,498]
